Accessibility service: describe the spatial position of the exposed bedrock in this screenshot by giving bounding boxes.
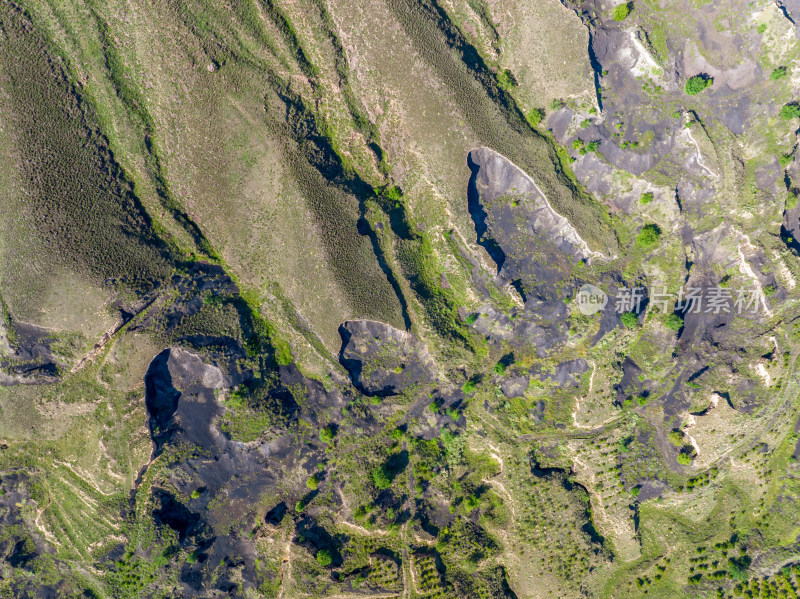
[140,347,343,596]
[338,320,437,396]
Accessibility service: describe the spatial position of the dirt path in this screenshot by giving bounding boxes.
[684,127,719,180]
[339,520,388,537]
[71,295,159,374]
[277,537,293,599]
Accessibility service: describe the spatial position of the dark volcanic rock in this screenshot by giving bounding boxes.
[466,147,597,307]
[0,320,63,385]
[339,320,437,396]
[139,347,345,597]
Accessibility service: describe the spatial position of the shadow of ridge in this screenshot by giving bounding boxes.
[467,151,506,273]
[144,349,180,456]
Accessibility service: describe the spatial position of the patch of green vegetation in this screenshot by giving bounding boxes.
[620,312,639,328]
[372,465,392,489]
[685,74,714,95]
[770,66,788,80]
[219,379,298,442]
[526,108,545,127]
[316,549,332,567]
[307,474,320,490]
[640,192,654,205]
[757,23,767,34]
[636,224,661,249]
[613,2,632,22]
[665,314,684,331]
[319,425,336,444]
[496,68,517,91]
[668,430,684,446]
[780,103,800,120]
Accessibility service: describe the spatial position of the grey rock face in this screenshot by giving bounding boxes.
[339,320,437,396]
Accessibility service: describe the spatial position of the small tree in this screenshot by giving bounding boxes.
[668,430,684,446]
[316,549,332,567]
[770,66,788,80]
[685,74,713,95]
[636,224,661,248]
[526,108,545,127]
[613,2,632,21]
[497,69,517,91]
[665,314,684,331]
[307,475,319,490]
[780,103,800,120]
[372,465,392,489]
[319,425,336,444]
[620,312,639,328]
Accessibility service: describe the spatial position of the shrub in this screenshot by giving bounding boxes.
[620,312,639,328]
[526,108,545,127]
[613,2,632,21]
[493,361,506,375]
[316,549,332,567]
[307,475,319,490]
[780,103,800,120]
[677,452,692,465]
[295,499,306,512]
[636,224,661,248]
[319,425,335,444]
[372,465,392,489]
[780,153,794,168]
[462,380,476,394]
[585,141,600,152]
[497,69,517,91]
[381,185,403,202]
[665,314,684,331]
[771,66,788,80]
[685,74,713,95]
[190,489,201,499]
[668,430,684,446]
[640,192,654,204]
[757,23,766,33]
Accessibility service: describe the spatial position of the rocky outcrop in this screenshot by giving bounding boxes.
[339,320,437,396]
